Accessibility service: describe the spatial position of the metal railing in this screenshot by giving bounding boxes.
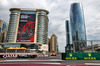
[72,40,100,52]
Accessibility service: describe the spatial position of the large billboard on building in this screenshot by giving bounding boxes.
[17,11,36,42]
[2,23,7,32]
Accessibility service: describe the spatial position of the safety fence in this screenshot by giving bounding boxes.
[72,40,100,52]
[0,53,51,58]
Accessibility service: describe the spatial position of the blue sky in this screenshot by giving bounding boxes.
[0,0,100,52]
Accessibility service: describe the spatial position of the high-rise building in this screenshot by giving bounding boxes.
[49,34,57,53]
[70,3,87,52]
[0,8,49,52]
[48,38,50,52]
[0,19,8,43]
[65,20,73,52]
[6,8,49,45]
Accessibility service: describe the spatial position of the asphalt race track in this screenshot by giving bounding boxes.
[0,56,100,66]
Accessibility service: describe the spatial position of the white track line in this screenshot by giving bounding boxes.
[37,63,61,64]
[4,59,63,61]
[85,63,100,65]
[0,59,63,62]
[6,60,29,61]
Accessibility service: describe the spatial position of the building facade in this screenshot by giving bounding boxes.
[6,8,49,45]
[70,3,87,52]
[49,34,57,53]
[0,19,8,43]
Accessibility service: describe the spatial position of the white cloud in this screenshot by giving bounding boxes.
[1,0,9,6]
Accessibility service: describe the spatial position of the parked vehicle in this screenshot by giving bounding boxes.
[51,53,57,56]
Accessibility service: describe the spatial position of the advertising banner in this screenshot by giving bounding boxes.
[62,52,100,60]
[17,11,36,42]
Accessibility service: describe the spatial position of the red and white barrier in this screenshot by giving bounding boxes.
[0,53,61,58]
[0,53,51,58]
[0,54,36,58]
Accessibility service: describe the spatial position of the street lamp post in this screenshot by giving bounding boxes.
[91,41,94,52]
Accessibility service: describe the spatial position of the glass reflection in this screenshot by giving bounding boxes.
[70,3,87,52]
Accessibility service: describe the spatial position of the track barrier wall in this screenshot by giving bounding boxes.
[62,52,100,60]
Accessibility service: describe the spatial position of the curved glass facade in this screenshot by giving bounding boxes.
[70,3,86,52]
[37,11,49,44]
[6,10,19,42]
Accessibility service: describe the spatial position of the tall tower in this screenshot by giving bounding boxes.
[50,34,57,53]
[70,3,87,52]
[65,20,73,52]
[6,8,49,45]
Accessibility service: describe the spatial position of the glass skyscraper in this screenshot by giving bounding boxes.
[65,20,73,52]
[70,3,87,52]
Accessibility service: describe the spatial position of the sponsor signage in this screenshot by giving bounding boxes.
[0,54,49,58]
[17,11,36,42]
[65,53,77,60]
[0,54,17,58]
[3,54,17,58]
[62,52,100,60]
